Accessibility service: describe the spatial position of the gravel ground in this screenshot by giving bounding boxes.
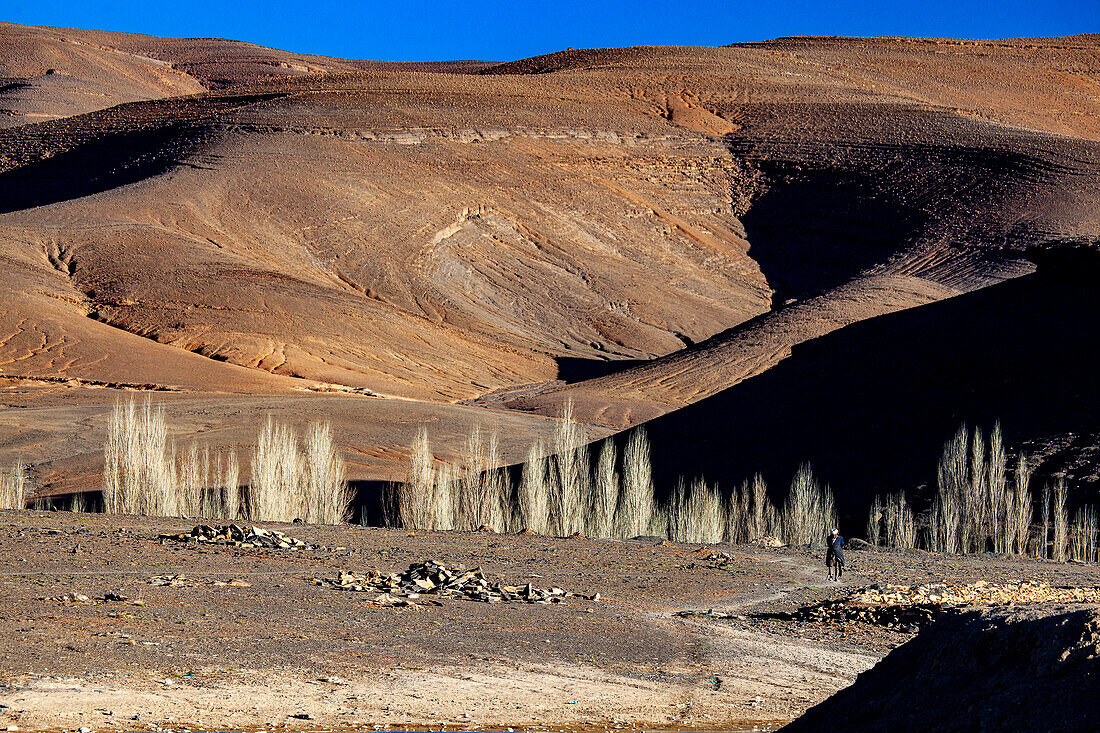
[0,510,1097,732]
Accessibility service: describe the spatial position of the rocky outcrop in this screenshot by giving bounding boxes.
[781,604,1100,732]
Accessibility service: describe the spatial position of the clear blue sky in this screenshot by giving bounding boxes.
[2,0,1097,62]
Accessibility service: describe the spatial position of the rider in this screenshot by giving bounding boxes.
[826,528,845,580]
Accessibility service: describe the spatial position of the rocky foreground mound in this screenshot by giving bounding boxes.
[782,604,1100,732]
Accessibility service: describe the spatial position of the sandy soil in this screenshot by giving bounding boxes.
[1,510,1098,732]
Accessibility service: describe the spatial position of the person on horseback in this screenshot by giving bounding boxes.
[826,528,845,581]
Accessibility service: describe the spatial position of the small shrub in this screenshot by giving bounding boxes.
[0,460,27,510]
[781,463,836,546]
[615,428,654,539]
[668,478,723,544]
[867,494,883,547]
[516,441,550,534]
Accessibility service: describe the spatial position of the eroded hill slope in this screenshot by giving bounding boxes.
[1,32,1098,491]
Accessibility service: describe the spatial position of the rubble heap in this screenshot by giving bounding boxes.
[753,581,1100,632]
[784,598,941,631]
[149,574,251,588]
[159,524,321,550]
[315,560,599,605]
[850,580,1100,606]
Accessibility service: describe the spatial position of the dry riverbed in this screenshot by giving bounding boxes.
[1,510,1098,732]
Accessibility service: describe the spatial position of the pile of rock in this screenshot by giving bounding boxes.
[315,560,598,605]
[159,524,321,550]
[787,598,941,631]
[41,591,133,604]
[149,574,251,588]
[758,581,1100,632]
[850,580,1100,607]
[679,549,739,571]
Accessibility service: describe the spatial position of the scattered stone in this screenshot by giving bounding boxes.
[752,535,785,548]
[150,575,193,587]
[159,524,316,550]
[680,550,738,571]
[751,581,1100,631]
[851,580,1100,607]
[314,560,598,606]
[759,598,943,629]
[675,609,749,621]
[40,592,95,604]
[150,575,252,588]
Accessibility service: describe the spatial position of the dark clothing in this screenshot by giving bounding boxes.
[826,534,845,567]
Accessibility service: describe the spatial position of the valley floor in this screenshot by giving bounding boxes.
[0,511,1097,732]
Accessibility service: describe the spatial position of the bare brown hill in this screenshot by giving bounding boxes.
[1,29,1098,494]
[0,21,489,127]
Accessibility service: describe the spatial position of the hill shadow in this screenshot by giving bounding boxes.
[0,123,209,214]
[640,271,1100,526]
[732,134,1058,299]
[554,355,649,383]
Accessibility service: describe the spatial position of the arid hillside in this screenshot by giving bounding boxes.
[0,21,488,127]
[0,26,1098,498]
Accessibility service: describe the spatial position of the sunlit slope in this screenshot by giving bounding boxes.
[1,34,1098,489]
[0,21,489,127]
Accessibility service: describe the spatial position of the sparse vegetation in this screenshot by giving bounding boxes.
[862,422,1096,565]
[923,422,1042,556]
[90,400,1091,564]
[667,478,723,544]
[249,416,349,524]
[1,460,27,510]
[103,399,180,516]
[101,399,346,524]
[782,463,837,547]
[391,408,839,549]
[1070,505,1098,564]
